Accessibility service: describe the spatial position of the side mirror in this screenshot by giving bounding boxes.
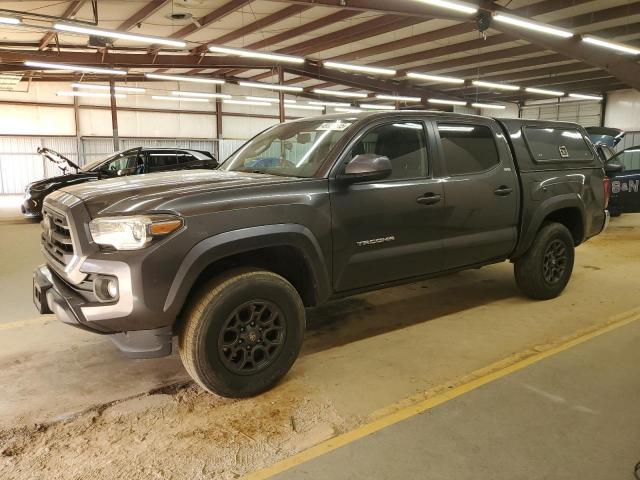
[605,161,624,174]
[339,154,392,183]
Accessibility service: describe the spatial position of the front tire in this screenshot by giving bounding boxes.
[179,268,305,398]
[514,223,575,300]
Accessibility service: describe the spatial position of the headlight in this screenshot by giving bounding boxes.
[89,214,183,250]
[29,182,54,192]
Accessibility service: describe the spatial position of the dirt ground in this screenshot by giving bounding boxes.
[1,213,639,479]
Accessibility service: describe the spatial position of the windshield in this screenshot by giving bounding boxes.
[220,119,353,178]
[81,149,129,172]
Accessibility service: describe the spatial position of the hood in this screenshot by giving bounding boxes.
[37,147,80,174]
[61,169,301,215]
[27,172,98,193]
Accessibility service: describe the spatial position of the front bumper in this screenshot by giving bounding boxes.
[33,264,173,358]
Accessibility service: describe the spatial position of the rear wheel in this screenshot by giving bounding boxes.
[179,268,305,397]
[514,223,575,300]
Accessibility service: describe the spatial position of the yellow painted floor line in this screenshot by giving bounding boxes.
[0,316,52,330]
[243,307,640,480]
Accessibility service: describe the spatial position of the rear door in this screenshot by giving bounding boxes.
[433,119,519,270]
[609,146,640,213]
[330,119,446,292]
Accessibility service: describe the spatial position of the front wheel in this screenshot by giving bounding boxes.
[179,268,305,397]
[514,223,575,300]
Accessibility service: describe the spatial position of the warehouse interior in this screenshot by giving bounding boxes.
[0,1,639,479]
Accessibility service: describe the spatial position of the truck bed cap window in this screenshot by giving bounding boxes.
[523,127,593,163]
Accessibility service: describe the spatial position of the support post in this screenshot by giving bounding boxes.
[278,66,285,123]
[215,84,223,160]
[73,95,84,166]
[600,92,608,127]
[109,79,119,151]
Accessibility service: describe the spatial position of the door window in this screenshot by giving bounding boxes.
[100,153,138,173]
[437,124,500,175]
[613,147,640,171]
[177,151,197,165]
[350,122,428,180]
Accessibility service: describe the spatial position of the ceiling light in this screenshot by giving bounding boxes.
[287,104,325,111]
[172,91,231,99]
[224,99,272,106]
[145,73,224,84]
[472,80,519,91]
[209,45,304,64]
[376,94,422,102]
[25,61,126,75]
[471,103,506,110]
[57,91,126,98]
[54,22,186,48]
[323,61,397,76]
[525,87,564,96]
[493,14,573,38]
[412,0,477,15]
[407,72,465,84]
[309,101,352,107]
[0,16,20,25]
[313,88,368,98]
[569,93,603,101]
[428,98,467,106]
[244,96,296,103]
[152,95,209,102]
[239,81,303,92]
[360,104,396,110]
[582,36,640,55]
[335,107,362,113]
[71,83,145,93]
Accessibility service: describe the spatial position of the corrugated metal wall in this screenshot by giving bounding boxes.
[619,131,640,151]
[0,136,246,194]
[521,101,602,127]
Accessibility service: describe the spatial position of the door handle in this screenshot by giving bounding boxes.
[416,193,441,205]
[494,185,513,196]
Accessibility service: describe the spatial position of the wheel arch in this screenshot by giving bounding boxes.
[164,224,331,320]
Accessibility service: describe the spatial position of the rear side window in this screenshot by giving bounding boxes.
[177,151,196,164]
[437,124,500,175]
[147,151,178,170]
[524,127,593,162]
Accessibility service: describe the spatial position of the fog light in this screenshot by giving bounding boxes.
[94,276,119,302]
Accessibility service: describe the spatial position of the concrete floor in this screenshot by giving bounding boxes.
[274,318,640,480]
[1,196,639,478]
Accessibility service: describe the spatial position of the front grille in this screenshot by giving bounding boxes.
[41,205,75,267]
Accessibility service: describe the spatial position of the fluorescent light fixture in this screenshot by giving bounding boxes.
[412,0,477,15]
[313,88,368,98]
[376,94,421,102]
[245,96,296,103]
[439,125,475,132]
[57,91,126,98]
[360,104,396,110]
[493,14,573,38]
[172,91,231,99]
[287,104,325,111]
[25,61,126,75]
[335,107,362,113]
[309,101,352,107]
[525,87,564,96]
[428,98,467,106]
[393,123,423,130]
[582,36,640,55]
[71,83,145,93]
[323,61,397,76]
[209,45,304,64]
[144,73,225,84]
[224,99,272,106]
[152,95,209,103]
[407,72,465,84]
[472,80,519,91]
[54,22,186,48]
[0,16,20,25]
[471,103,506,110]
[239,81,303,92]
[569,93,603,101]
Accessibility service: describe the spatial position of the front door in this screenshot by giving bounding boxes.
[434,120,519,270]
[609,146,640,214]
[330,120,445,292]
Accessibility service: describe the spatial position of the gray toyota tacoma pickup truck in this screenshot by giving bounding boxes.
[33,112,610,397]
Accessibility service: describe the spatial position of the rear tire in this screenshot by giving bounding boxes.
[179,268,305,398]
[514,223,575,300]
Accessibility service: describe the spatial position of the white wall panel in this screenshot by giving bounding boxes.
[223,115,276,140]
[0,104,75,135]
[605,89,640,131]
